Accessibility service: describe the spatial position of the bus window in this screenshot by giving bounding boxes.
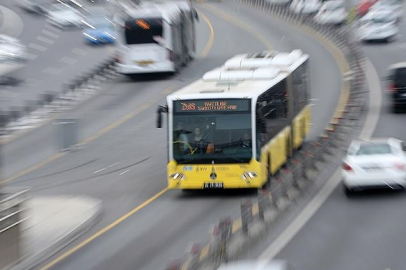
[125,18,163,45]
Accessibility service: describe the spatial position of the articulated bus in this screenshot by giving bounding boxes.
[156,50,311,189]
[114,1,197,77]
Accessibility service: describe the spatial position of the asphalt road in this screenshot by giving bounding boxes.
[0,0,113,110]
[238,5,406,270]
[2,2,344,270]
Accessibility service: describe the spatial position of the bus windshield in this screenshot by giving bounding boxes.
[173,113,252,164]
[124,18,163,45]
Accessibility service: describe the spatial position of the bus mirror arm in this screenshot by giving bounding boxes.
[156,105,168,128]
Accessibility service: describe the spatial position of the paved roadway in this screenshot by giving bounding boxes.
[4,1,342,270]
[0,0,114,110]
[239,4,406,270]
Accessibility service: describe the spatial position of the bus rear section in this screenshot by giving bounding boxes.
[116,18,176,75]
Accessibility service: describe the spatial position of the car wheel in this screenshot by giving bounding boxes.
[392,104,400,113]
[344,185,354,197]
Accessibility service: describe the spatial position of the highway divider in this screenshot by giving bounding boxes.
[164,1,366,269]
[0,57,117,141]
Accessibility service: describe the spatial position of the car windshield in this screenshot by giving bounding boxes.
[325,3,344,10]
[355,143,393,155]
[379,0,401,6]
[361,17,393,25]
[392,67,406,88]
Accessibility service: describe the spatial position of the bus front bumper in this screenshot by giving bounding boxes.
[116,62,175,75]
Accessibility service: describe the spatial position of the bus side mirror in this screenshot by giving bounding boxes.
[156,105,168,128]
[194,9,199,21]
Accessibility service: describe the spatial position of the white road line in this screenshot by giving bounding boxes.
[59,56,78,65]
[71,48,88,56]
[28,43,47,52]
[41,30,59,39]
[94,167,106,174]
[119,169,130,175]
[258,59,381,262]
[42,67,62,75]
[45,24,62,33]
[108,162,119,168]
[36,36,55,45]
[25,53,38,60]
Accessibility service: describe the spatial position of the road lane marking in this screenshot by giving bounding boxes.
[38,188,168,270]
[59,56,78,65]
[36,36,55,45]
[119,169,130,175]
[108,162,119,167]
[201,3,273,50]
[42,30,59,39]
[198,11,215,58]
[71,48,88,56]
[43,67,63,75]
[25,53,38,60]
[94,167,106,174]
[28,43,47,52]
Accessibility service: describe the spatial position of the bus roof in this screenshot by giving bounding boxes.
[167,50,309,101]
[123,1,191,23]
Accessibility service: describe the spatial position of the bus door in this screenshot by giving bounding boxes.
[124,18,168,66]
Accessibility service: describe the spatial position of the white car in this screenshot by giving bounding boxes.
[0,35,27,63]
[218,260,295,270]
[313,0,348,25]
[45,3,85,29]
[342,138,406,195]
[290,0,322,14]
[369,0,403,21]
[358,9,398,42]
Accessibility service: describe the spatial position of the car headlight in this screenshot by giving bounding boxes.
[170,173,186,180]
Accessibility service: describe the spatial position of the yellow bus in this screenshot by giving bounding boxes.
[156,50,311,189]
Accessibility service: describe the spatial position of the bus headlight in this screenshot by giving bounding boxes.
[242,172,258,179]
[170,173,186,180]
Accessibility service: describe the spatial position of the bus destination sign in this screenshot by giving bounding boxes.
[174,99,250,113]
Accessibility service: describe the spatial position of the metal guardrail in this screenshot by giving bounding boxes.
[164,1,367,269]
[0,57,117,139]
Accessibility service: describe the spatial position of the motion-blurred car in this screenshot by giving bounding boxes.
[267,0,292,6]
[19,0,51,14]
[385,62,406,113]
[45,3,85,29]
[218,260,295,270]
[342,138,406,195]
[290,0,322,14]
[82,17,116,44]
[313,0,347,25]
[0,35,27,63]
[356,0,379,17]
[358,9,398,42]
[369,0,403,21]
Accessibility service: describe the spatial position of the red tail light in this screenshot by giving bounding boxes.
[343,162,353,171]
[115,54,122,64]
[167,49,174,62]
[389,83,397,92]
[394,162,405,171]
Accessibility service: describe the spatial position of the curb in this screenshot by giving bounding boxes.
[7,197,103,270]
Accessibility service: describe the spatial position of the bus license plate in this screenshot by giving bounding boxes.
[203,182,223,189]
